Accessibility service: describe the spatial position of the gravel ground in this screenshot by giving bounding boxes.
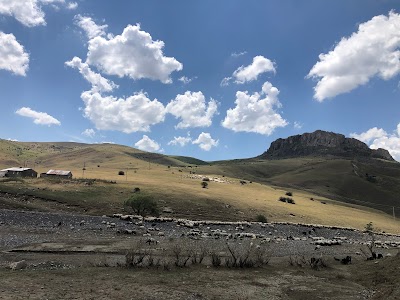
[1,208,399,258]
[1,209,400,300]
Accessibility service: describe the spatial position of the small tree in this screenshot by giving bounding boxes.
[125,193,159,217]
[201,181,208,188]
[365,221,374,233]
[256,214,268,223]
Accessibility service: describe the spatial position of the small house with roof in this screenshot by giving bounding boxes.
[41,169,73,179]
[0,167,38,178]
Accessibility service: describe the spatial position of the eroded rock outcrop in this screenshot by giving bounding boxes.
[261,130,394,161]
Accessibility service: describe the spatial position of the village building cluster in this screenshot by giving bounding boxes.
[0,168,72,179]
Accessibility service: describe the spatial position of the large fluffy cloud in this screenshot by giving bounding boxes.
[222,81,288,135]
[135,135,162,152]
[0,0,45,27]
[65,57,118,93]
[74,15,108,39]
[80,91,165,133]
[0,0,74,27]
[16,107,61,126]
[350,127,388,144]
[308,11,400,101]
[192,132,218,151]
[86,24,182,83]
[166,91,218,129]
[350,125,400,161]
[233,55,276,84]
[0,32,29,76]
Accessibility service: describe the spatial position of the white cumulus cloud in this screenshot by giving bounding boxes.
[350,127,388,144]
[168,134,192,147]
[178,76,195,84]
[0,0,72,27]
[350,125,400,161]
[0,32,29,76]
[166,91,218,129]
[233,55,276,84]
[82,128,96,138]
[16,107,61,126]
[74,15,108,39]
[65,57,118,93]
[308,11,400,101]
[135,135,162,152]
[80,90,165,133]
[192,132,218,151]
[86,24,182,83]
[66,2,77,10]
[222,81,288,135]
[0,0,45,27]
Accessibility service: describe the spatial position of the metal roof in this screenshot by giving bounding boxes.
[46,170,72,176]
[0,167,32,172]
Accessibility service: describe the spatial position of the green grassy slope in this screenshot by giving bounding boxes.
[198,157,400,216]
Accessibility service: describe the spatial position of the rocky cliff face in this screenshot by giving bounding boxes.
[261,130,395,161]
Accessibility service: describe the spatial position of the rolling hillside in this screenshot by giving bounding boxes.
[0,137,399,232]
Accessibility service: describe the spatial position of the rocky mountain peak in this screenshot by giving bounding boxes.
[261,130,395,161]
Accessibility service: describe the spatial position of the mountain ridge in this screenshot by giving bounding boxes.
[260,130,395,161]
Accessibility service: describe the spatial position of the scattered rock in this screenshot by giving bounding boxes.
[9,260,27,270]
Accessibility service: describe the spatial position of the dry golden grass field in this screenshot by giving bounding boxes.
[0,140,398,233]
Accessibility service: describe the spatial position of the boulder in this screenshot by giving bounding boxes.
[9,260,27,270]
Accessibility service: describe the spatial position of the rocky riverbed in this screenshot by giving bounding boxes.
[1,209,399,266]
[1,208,400,300]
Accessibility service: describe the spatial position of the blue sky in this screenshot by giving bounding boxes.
[0,1,400,161]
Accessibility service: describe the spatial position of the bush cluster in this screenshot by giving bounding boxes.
[256,214,268,223]
[279,197,295,204]
[124,193,159,217]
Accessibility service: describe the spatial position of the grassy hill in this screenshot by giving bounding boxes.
[198,157,400,217]
[0,139,399,233]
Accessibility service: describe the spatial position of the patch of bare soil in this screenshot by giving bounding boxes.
[0,265,374,300]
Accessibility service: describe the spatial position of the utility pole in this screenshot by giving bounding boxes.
[82,162,86,178]
[126,168,128,181]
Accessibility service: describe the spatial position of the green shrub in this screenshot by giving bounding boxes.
[285,191,293,196]
[256,214,268,223]
[125,193,159,217]
[365,221,374,233]
[279,197,295,204]
[118,171,125,176]
[286,198,295,204]
[201,181,208,188]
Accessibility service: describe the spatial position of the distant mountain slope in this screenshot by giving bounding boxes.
[260,130,394,161]
[199,130,399,216]
[171,156,209,165]
[0,140,196,170]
